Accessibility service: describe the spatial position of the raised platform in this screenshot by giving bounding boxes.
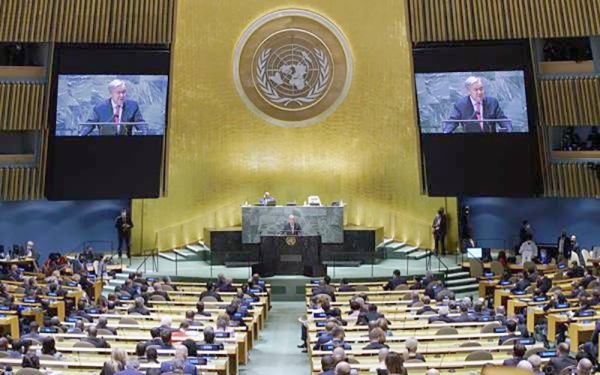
[126,254,463,301]
[202,225,384,266]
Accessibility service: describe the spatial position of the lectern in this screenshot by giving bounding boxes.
[253,235,325,277]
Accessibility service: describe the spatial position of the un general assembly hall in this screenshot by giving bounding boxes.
[2,1,600,374]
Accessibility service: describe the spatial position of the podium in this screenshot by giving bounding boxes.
[253,235,325,277]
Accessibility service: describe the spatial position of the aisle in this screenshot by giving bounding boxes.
[240,301,308,375]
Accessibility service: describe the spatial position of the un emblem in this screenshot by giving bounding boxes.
[285,236,298,246]
[234,9,353,127]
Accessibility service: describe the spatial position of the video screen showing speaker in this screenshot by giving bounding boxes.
[413,40,541,197]
[46,45,170,200]
[55,74,168,136]
[415,71,528,134]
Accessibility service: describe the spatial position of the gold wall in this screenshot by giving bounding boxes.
[132,0,455,253]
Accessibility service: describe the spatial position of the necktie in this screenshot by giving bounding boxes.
[114,105,121,134]
[475,102,484,132]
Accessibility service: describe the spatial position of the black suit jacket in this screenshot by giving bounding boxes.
[546,355,577,375]
[443,96,512,133]
[82,99,146,136]
[502,356,524,367]
[283,222,302,235]
[115,216,133,237]
[538,277,552,293]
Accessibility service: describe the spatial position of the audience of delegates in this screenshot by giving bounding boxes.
[6,242,600,375]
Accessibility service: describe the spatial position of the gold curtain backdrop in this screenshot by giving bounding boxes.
[131,0,456,253]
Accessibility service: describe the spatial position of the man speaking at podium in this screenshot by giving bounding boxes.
[442,76,512,134]
[81,79,147,136]
[283,215,302,235]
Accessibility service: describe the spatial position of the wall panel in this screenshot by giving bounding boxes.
[0,83,46,131]
[539,77,600,127]
[132,0,455,253]
[0,0,173,43]
[408,0,600,42]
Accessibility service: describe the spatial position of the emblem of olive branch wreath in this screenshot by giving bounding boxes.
[256,47,330,106]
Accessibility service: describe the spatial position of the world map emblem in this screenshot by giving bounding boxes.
[233,9,353,127]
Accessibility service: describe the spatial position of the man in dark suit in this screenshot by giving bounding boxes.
[259,192,276,206]
[416,296,436,315]
[432,208,448,256]
[283,214,302,235]
[537,275,553,294]
[319,354,336,375]
[115,208,133,258]
[544,343,576,375]
[383,269,407,291]
[159,345,198,375]
[428,305,453,324]
[459,205,474,253]
[357,304,385,326]
[443,76,512,133]
[81,79,146,136]
[502,344,526,367]
[337,279,355,292]
[452,304,476,323]
[557,230,571,262]
[127,297,151,315]
[81,326,110,348]
[498,320,519,345]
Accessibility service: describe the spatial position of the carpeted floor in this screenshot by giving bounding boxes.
[239,301,309,375]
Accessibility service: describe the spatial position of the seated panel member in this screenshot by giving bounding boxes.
[283,214,302,235]
[259,191,276,206]
[443,76,512,134]
[81,79,146,136]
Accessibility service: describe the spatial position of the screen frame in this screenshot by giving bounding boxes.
[412,39,542,197]
[45,44,171,200]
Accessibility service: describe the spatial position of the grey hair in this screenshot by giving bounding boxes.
[464,76,482,89]
[125,359,140,370]
[108,79,126,92]
[405,337,419,352]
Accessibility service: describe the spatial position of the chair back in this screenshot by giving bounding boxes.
[465,350,493,361]
[200,296,218,303]
[524,347,543,359]
[435,327,458,336]
[119,317,139,325]
[582,249,591,266]
[480,321,501,333]
[354,285,369,292]
[459,341,482,348]
[149,294,167,302]
[469,259,484,278]
[436,290,454,300]
[15,369,44,375]
[490,261,504,276]
[73,340,95,348]
[38,354,57,361]
[502,338,519,346]
[97,328,114,335]
[394,284,409,291]
[570,252,580,266]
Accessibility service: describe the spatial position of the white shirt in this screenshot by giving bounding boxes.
[519,240,538,257]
